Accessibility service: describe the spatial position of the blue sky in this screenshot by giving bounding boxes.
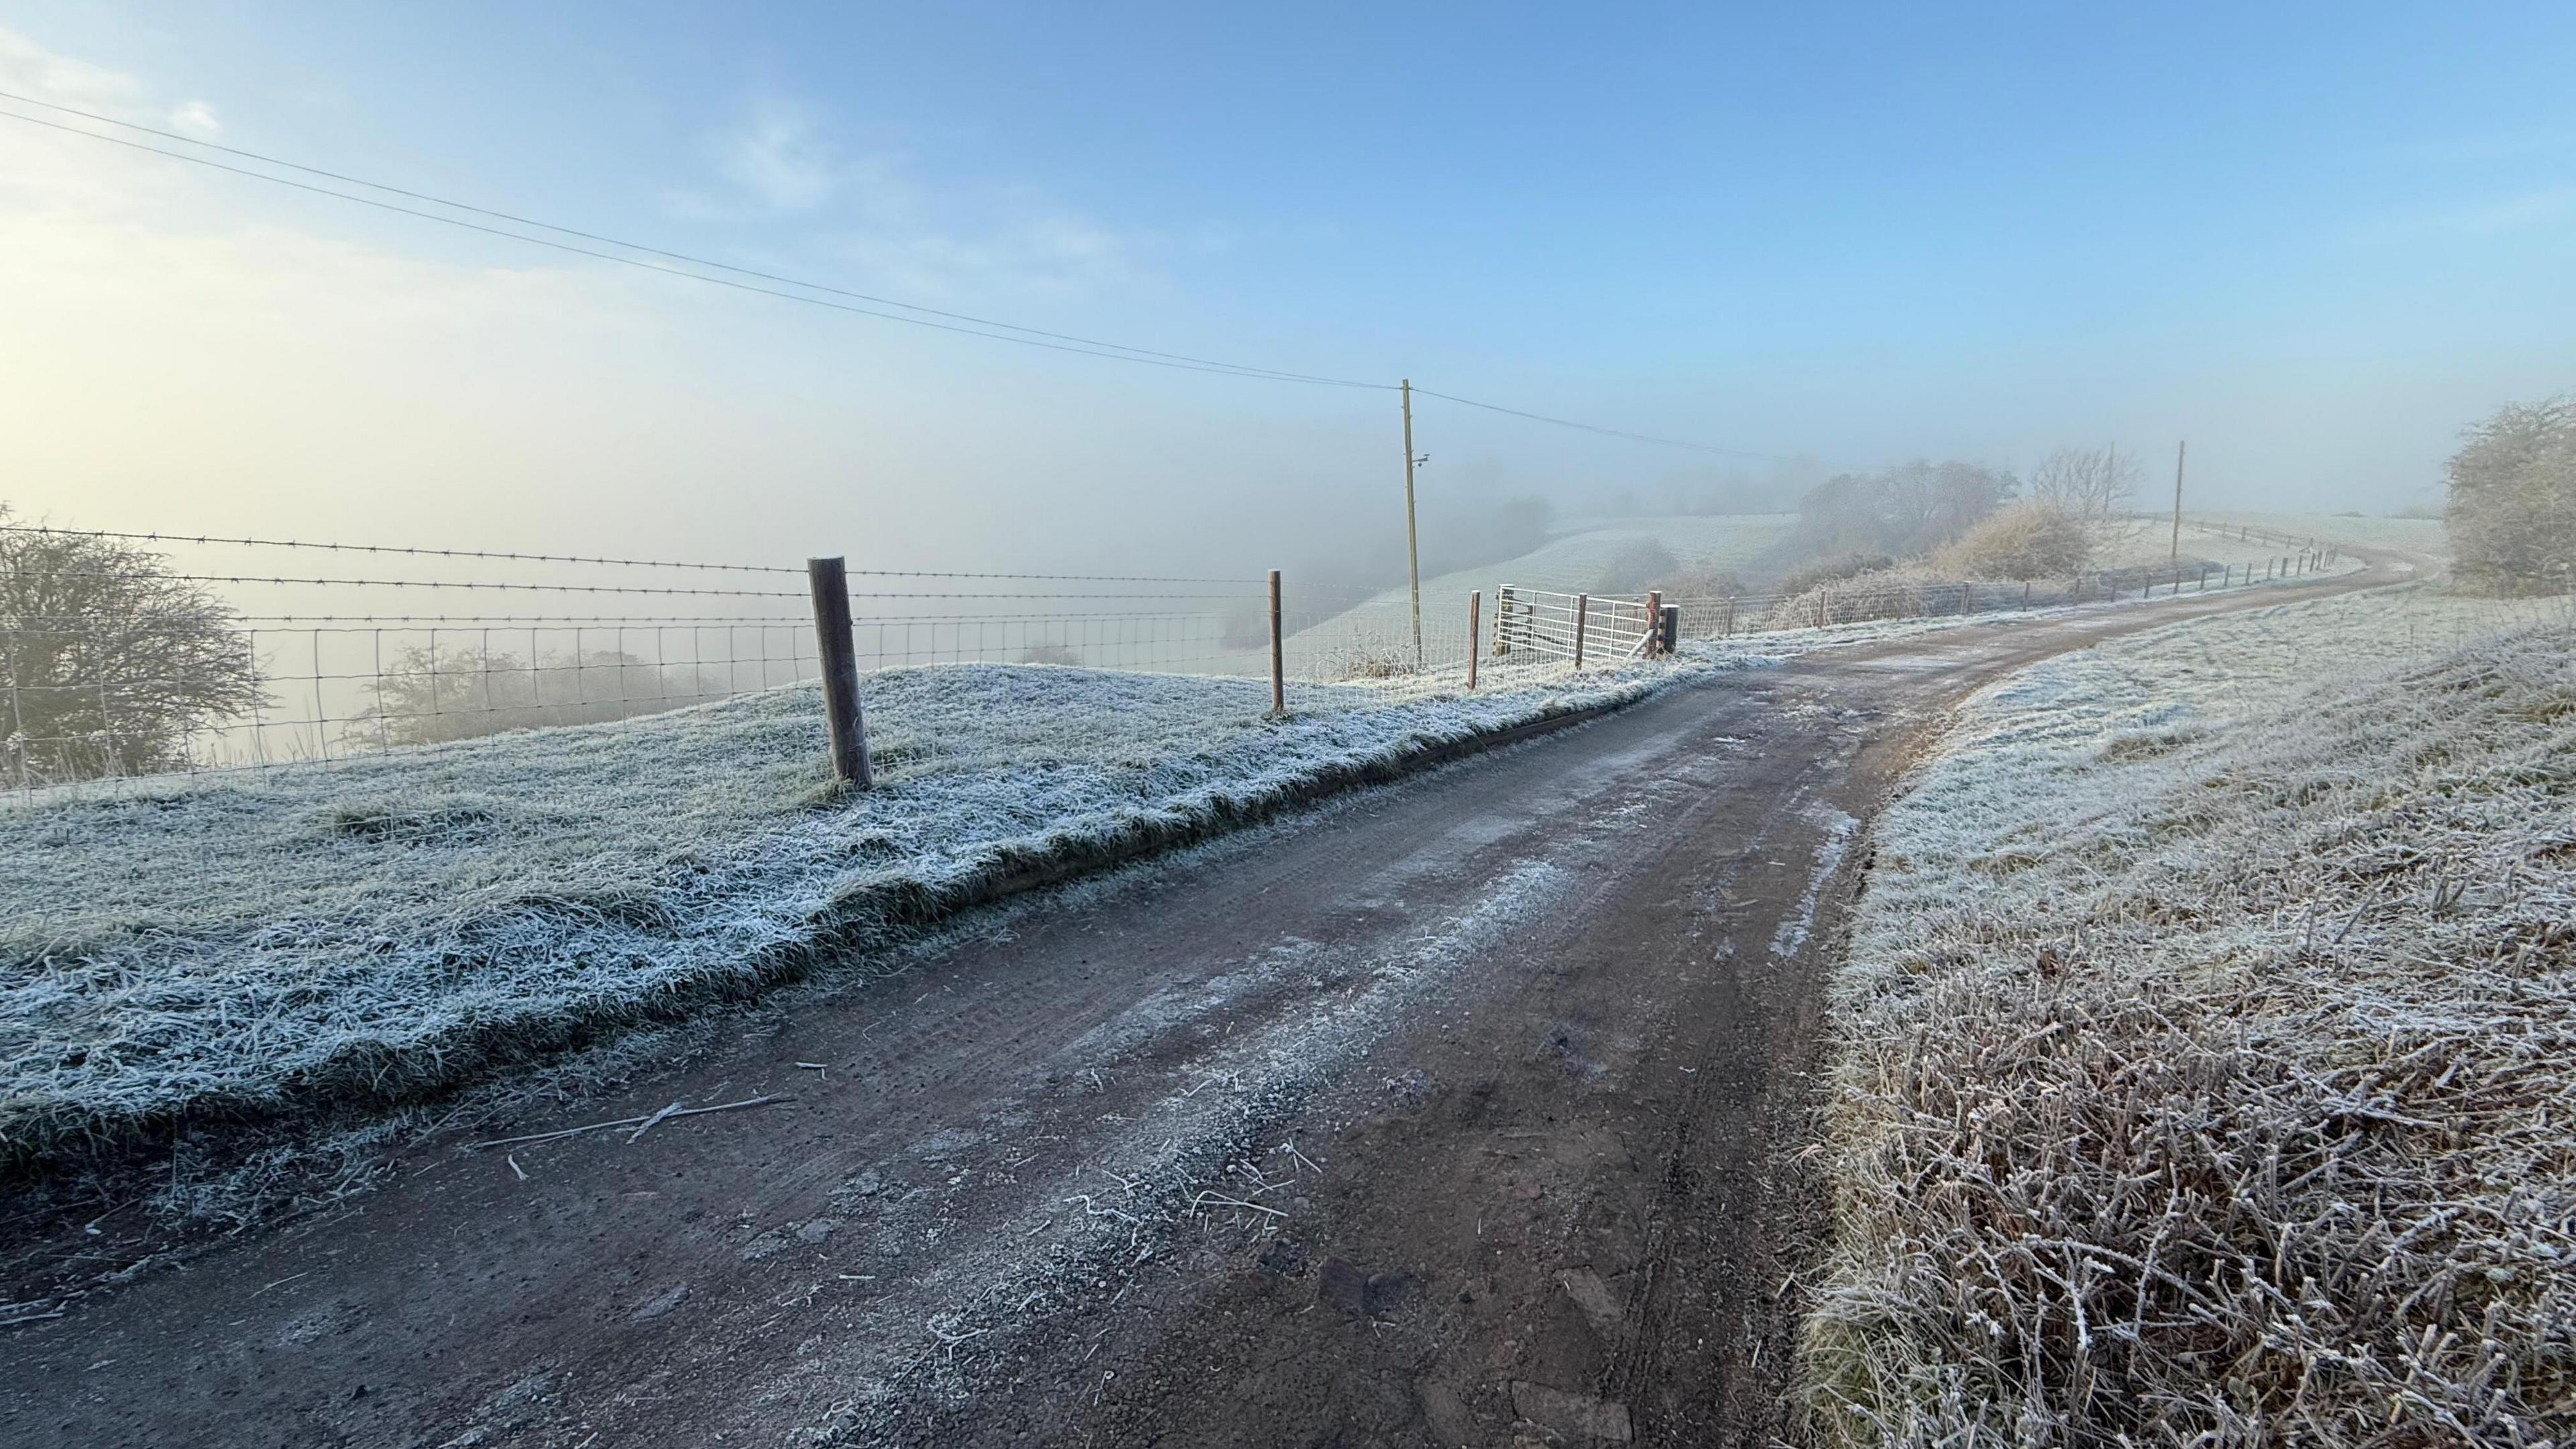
[2,3,2571,566]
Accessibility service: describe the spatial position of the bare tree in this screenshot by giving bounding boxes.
[0,508,266,783]
[2447,396,2576,595]
[2027,445,2140,523]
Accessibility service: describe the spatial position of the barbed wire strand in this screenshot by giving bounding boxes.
[0,525,1267,585]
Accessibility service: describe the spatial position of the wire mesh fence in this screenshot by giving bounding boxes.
[0,516,2414,806]
[0,524,1513,802]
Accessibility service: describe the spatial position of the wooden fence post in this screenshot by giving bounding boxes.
[1268,569,1285,715]
[1644,590,1662,656]
[1572,593,1590,670]
[1722,594,1735,637]
[806,556,873,789]
[1466,591,1482,690]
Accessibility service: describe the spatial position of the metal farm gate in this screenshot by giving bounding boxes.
[1491,588,1661,667]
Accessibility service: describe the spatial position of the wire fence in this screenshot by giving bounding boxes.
[1656,543,2349,643]
[0,517,2390,804]
[0,524,1483,800]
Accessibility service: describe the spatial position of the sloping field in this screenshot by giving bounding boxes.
[0,655,1715,1166]
[1255,514,1795,676]
[2093,517,2370,573]
[2189,508,2448,556]
[1439,512,1795,593]
[1804,585,2575,1445]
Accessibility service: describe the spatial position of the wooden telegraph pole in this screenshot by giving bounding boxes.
[2170,441,2186,564]
[1401,380,1424,668]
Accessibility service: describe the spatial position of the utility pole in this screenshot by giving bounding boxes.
[2170,441,2186,563]
[1401,379,1424,666]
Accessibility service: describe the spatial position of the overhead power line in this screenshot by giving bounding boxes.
[0,103,1381,388]
[0,91,1812,461]
[0,91,1371,386]
[1407,388,1801,462]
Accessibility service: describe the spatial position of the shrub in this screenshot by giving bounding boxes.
[1776,553,1894,598]
[2447,395,2576,596]
[1931,500,2094,580]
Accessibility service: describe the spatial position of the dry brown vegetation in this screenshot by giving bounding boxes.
[1931,500,2096,580]
[1805,622,2576,1446]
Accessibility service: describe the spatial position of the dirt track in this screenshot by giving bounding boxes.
[0,571,2392,1448]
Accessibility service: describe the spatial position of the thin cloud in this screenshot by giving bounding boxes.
[667,95,1160,303]
[168,99,219,138]
[0,24,140,106]
[713,96,839,215]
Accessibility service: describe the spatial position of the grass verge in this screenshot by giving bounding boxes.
[1,657,1699,1175]
[1804,589,2576,1445]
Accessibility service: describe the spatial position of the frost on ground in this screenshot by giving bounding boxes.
[2186,509,2449,558]
[0,653,1713,1168]
[1803,585,2576,1446]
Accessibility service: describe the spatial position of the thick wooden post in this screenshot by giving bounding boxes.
[1722,594,1735,637]
[1465,591,1483,689]
[1644,590,1662,656]
[1268,569,1285,715]
[1572,593,1590,669]
[806,557,872,788]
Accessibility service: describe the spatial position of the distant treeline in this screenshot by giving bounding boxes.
[346,644,743,747]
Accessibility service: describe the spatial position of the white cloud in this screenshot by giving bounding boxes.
[666,94,1159,303]
[168,99,218,138]
[712,96,839,214]
[0,24,140,106]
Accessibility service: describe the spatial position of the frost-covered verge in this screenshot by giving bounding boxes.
[1801,586,2576,1446]
[0,655,1705,1167]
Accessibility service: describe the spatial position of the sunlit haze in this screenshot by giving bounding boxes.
[4,5,2571,572]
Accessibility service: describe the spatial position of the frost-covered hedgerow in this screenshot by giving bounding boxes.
[1803,587,2576,1446]
[0,656,1704,1166]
